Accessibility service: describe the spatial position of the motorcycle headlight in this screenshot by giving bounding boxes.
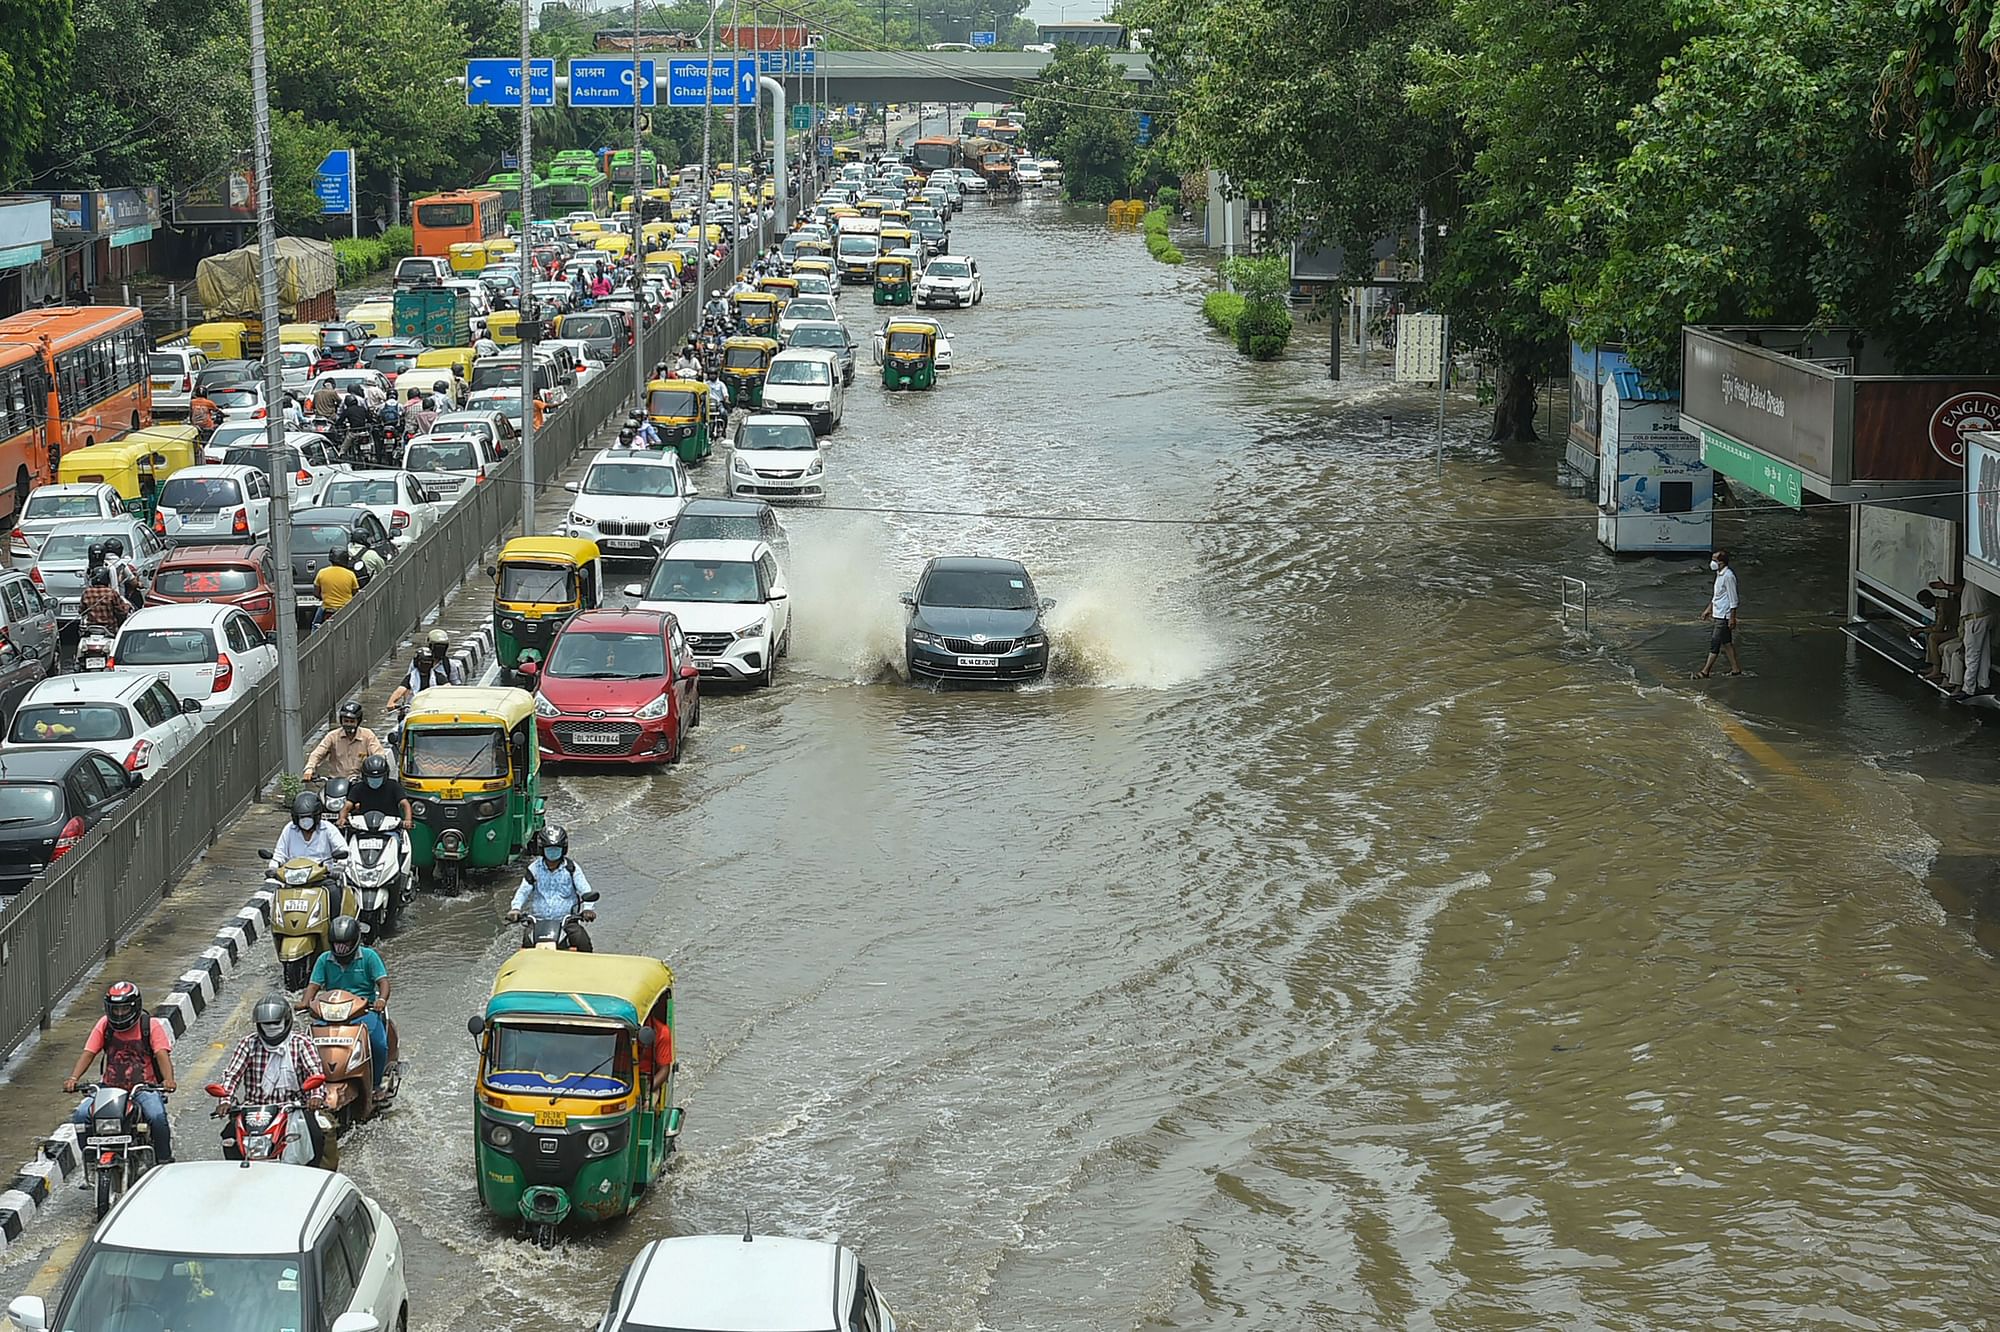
[634,692,671,721]
[534,692,558,717]
[284,865,313,886]
[586,1130,612,1155]
[735,618,767,640]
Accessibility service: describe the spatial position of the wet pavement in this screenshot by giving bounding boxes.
[6,192,2000,1331]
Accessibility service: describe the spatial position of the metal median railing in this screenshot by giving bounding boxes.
[0,226,769,1064]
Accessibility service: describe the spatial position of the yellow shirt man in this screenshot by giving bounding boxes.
[315,562,360,614]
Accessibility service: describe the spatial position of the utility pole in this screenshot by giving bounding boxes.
[631,0,646,414]
[730,0,744,240]
[696,0,715,310]
[247,0,302,773]
[517,0,537,534]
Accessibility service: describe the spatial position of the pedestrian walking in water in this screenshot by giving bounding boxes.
[1697,548,1742,678]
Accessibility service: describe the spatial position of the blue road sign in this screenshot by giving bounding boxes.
[465,57,555,106]
[971,30,997,46]
[817,134,834,159]
[665,57,758,106]
[567,57,657,107]
[500,151,519,169]
[799,48,817,73]
[757,50,817,75]
[314,149,353,214]
[1137,112,1153,146]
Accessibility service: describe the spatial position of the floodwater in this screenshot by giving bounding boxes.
[8,194,2000,1332]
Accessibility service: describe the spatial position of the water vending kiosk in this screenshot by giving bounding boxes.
[1573,344,1714,554]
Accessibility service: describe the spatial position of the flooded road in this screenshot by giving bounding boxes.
[10,196,2000,1331]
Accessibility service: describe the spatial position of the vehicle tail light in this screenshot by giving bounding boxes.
[153,511,166,536]
[242,593,272,613]
[10,528,23,546]
[231,509,248,535]
[123,739,153,772]
[212,651,234,693]
[297,468,312,486]
[52,816,86,860]
[105,657,115,669]
[391,508,410,531]
[252,408,267,419]
[180,376,191,392]
[27,565,41,586]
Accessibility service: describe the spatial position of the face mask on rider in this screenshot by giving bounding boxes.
[298,816,316,833]
[1709,559,1721,573]
[367,776,384,790]
[542,846,564,865]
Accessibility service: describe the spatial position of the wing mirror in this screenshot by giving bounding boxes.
[898,592,914,607]
[636,1026,657,1048]
[182,697,204,713]
[466,1014,485,1036]
[679,665,699,681]
[563,481,578,492]
[768,585,788,600]
[1041,597,1056,612]
[301,1072,327,1093]
[623,583,643,597]
[9,1296,48,1332]
[580,888,601,903]
[256,848,273,861]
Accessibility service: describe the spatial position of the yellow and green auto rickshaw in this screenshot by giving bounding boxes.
[720,336,780,409]
[487,308,523,346]
[58,427,199,519]
[449,241,491,274]
[466,951,684,1246]
[491,536,603,681]
[644,378,715,466]
[756,275,799,309]
[401,685,547,895]
[794,238,832,266]
[486,236,520,259]
[873,256,913,306]
[277,323,323,349]
[732,290,779,336]
[881,320,938,391]
[879,225,916,256]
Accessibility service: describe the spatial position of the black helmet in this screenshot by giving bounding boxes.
[338,700,363,726]
[105,980,142,1031]
[539,824,569,859]
[87,566,111,587]
[361,753,390,783]
[254,994,292,1048]
[328,915,362,962]
[322,778,350,809]
[86,541,106,568]
[102,536,124,557]
[292,790,323,828]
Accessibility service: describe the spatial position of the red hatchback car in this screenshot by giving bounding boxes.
[147,542,282,634]
[534,609,700,764]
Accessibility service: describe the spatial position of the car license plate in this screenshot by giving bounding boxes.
[957,655,999,668]
[150,378,174,390]
[572,731,620,746]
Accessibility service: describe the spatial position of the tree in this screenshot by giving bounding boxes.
[1021,45,1139,203]
[0,0,77,188]
[1882,0,2000,307]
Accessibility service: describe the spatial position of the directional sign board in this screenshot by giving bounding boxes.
[665,57,758,106]
[314,149,353,214]
[757,49,816,75]
[971,30,997,46]
[567,58,657,106]
[817,134,834,159]
[466,58,556,106]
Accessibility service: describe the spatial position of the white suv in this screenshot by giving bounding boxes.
[759,348,844,434]
[628,538,791,687]
[598,1234,895,1332]
[4,670,205,775]
[563,448,695,559]
[147,347,206,417]
[917,254,982,308]
[7,1161,408,1332]
[729,414,824,503]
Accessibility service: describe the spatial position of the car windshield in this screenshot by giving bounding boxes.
[584,462,679,497]
[365,349,419,374]
[499,563,576,603]
[546,629,667,680]
[406,441,477,472]
[930,260,969,278]
[837,236,880,256]
[11,704,133,744]
[24,493,105,519]
[644,558,759,603]
[280,348,313,369]
[324,478,401,506]
[647,388,699,418]
[723,347,765,370]
[115,628,217,664]
[468,394,521,420]
[922,569,1035,610]
[294,523,355,553]
[738,422,816,451]
[222,447,298,472]
[402,725,505,779]
[155,565,259,596]
[789,327,842,349]
[766,360,829,386]
[38,531,123,562]
[55,1246,304,1332]
[672,514,759,543]
[486,1022,629,1097]
[160,476,242,511]
[0,784,60,824]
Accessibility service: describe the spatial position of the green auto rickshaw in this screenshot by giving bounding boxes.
[467,951,684,1246]
[490,536,604,680]
[873,255,913,306]
[644,378,715,466]
[720,336,780,410]
[880,320,938,391]
[400,686,546,895]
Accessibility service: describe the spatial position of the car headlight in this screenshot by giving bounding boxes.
[909,629,946,648]
[811,399,830,410]
[652,516,675,528]
[567,510,589,525]
[534,692,558,717]
[732,454,753,475]
[735,618,767,639]
[410,800,427,815]
[634,692,671,721]
[805,458,823,476]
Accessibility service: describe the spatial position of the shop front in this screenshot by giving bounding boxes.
[29,187,162,297]
[1679,325,2000,676]
[0,197,54,315]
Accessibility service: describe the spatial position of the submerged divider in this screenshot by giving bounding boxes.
[0,222,773,1068]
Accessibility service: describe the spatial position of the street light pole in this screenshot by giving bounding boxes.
[247,0,302,773]
[517,0,537,534]
[631,0,646,414]
[696,0,715,312]
[730,0,743,242]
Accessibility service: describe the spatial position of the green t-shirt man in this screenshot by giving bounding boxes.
[309,946,386,1002]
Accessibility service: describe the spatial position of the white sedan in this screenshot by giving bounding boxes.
[319,469,453,547]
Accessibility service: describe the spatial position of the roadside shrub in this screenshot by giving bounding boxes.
[331,227,415,284]
[381,225,413,257]
[1235,303,1293,360]
[1202,291,1245,335]
[1156,185,1181,210]
[1141,206,1183,264]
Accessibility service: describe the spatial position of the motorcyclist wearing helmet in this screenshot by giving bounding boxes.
[270,789,349,866]
[303,700,384,781]
[79,564,129,633]
[387,628,465,709]
[218,995,327,1163]
[312,546,359,630]
[301,916,391,1090]
[100,536,147,610]
[345,753,412,828]
[64,981,176,1163]
[508,825,596,951]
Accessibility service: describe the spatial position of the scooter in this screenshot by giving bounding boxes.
[207,1073,339,1170]
[76,627,114,671]
[345,811,411,936]
[514,890,598,950]
[258,849,357,991]
[66,1083,165,1218]
[302,989,400,1128]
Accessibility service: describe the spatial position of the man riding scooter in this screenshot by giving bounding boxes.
[273,789,349,865]
[507,825,597,951]
[303,700,385,782]
[215,996,328,1165]
[63,981,175,1163]
[301,917,391,1094]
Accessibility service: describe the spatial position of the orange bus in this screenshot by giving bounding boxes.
[0,305,152,517]
[411,190,506,257]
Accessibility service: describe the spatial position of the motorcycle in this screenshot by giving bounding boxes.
[207,1072,339,1170]
[66,1083,165,1218]
[76,626,115,672]
[346,810,411,936]
[303,989,399,1128]
[258,848,357,990]
[513,890,598,950]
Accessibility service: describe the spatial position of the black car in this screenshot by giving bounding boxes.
[665,498,789,560]
[0,746,144,895]
[901,557,1055,684]
[288,505,396,618]
[194,361,260,399]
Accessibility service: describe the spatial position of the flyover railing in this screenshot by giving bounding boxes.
[0,223,769,1065]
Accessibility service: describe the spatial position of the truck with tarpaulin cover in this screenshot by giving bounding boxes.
[194,238,338,354]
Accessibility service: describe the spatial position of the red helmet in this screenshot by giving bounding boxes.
[104,981,142,1031]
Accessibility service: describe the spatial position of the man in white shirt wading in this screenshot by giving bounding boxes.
[1697,547,1742,678]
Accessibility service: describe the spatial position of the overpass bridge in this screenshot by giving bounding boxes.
[779,49,1152,103]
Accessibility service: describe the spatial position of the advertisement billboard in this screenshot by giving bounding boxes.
[1681,329,1840,479]
[173,168,257,225]
[1966,433,2000,596]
